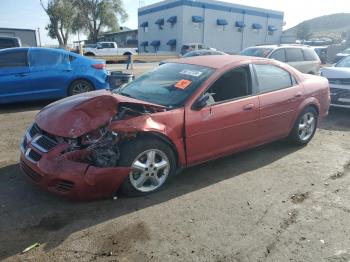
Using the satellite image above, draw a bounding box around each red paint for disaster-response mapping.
[20,56,330,200]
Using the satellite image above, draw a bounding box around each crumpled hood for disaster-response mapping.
[36,90,165,138]
[321,67,350,79]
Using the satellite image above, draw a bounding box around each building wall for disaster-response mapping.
[0,28,37,47]
[138,5,184,53]
[138,0,284,53]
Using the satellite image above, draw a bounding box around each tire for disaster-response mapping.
[118,137,176,197]
[68,79,94,96]
[289,107,318,146]
[85,52,95,56]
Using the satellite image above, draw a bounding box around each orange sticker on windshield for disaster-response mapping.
[175,79,192,89]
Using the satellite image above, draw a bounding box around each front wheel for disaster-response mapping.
[118,137,176,197]
[289,107,318,146]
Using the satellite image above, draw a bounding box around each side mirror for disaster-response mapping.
[192,93,210,110]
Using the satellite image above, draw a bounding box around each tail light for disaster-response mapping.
[91,63,106,69]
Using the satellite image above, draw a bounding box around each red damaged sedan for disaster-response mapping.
[19,55,330,200]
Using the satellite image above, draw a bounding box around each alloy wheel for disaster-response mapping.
[129,149,170,193]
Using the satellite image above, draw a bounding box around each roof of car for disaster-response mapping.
[0,47,73,54]
[247,44,311,49]
[171,55,268,69]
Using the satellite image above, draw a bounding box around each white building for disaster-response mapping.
[138,0,284,53]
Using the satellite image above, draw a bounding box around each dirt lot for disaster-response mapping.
[0,64,350,262]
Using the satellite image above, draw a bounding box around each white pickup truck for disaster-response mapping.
[84,42,137,56]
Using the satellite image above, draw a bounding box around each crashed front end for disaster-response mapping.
[20,123,131,200]
[19,91,184,200]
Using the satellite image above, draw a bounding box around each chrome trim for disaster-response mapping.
[330,103,350,109]
[25,149,39,164]
[20,136,25,154]
[31,135,57,153]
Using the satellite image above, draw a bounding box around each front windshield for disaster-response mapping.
[240,48,273,57]
[117,63,214,108]
[336,56,350,67]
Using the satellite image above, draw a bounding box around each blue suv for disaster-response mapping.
[0,47,109,104]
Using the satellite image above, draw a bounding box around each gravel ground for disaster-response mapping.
[0,64,349,262]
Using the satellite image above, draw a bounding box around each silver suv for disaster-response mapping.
[240,45,321,74]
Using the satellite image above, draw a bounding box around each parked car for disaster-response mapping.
[0,47,109,104]
[183,50,228,57]
[84,42,137,56]
[333,48,350,63]
[0,36,21,49]
[19,55,330,200]
[159,50,227,65]
[240,45,321,74]
[321,55,350,109]
[312,46,328,64]
[180,43,216,56]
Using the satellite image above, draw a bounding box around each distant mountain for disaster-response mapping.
[284,13,350,42]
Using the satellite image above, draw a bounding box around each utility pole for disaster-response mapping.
[37,27,42,47]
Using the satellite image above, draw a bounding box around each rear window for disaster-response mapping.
[0,38,19,49]
[303,48,319,61]
[255,64,293,93]
[181,45,189,50]
[286,48,304,62]
[0,50,28,67]
[240,48,273,58]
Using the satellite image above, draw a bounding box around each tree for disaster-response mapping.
[40,0,79,47]
[75,0,128,43]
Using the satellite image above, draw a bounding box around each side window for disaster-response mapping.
[255,64,293,93]
[0,51,28,68]
[101,43,109,48]
[30,50,67,67]
[205,65,252,105]
[0,39,16,49]
[269,49,286,62]
[286,48,304,62]
[302,48,318,61]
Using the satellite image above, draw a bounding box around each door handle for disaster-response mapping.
[243,104,255,111]
[63,69,73,72]
[15,73,28,77]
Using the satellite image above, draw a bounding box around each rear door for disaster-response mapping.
[269,48,286,63]
[28,49,73,98]
[302,48,321,74]
[0,49,31,102]
[254,64,305,143]
[285,48,309,73]
[185,65,260,165]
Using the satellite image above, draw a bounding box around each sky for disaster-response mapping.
[0,0,348,45]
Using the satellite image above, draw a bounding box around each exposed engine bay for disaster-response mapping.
[59,102,167,168]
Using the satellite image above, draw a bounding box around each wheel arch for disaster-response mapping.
[136,131,181,169]
[290,98,321,130]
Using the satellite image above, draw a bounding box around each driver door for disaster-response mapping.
[185,65,260,166]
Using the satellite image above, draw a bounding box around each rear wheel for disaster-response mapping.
[289,107,318,146]
[68,79,94,96]
[119,137,176,197]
